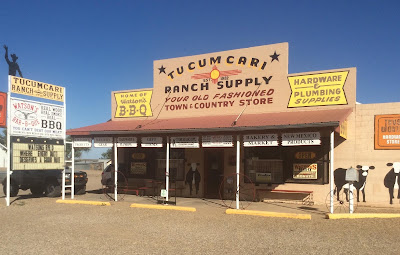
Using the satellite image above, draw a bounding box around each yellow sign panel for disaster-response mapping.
[114,90,153,118]
[287,71,348,108]
[10,76,64,102]
[340,119,348,139]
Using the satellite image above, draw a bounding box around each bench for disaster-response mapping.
[256,189,314,205]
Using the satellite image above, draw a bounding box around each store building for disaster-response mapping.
[67,42,400,206]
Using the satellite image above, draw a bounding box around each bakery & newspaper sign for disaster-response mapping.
[10,98,64,139]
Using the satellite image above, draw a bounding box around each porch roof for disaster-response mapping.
[67,108,352,136]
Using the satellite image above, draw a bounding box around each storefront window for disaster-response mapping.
[244,139,329,185]
[155,149,185,181]
[244,147,283,184]
[124,148,160,179]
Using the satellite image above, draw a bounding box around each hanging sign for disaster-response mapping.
[12,137,64,170]
[243,134,278,147]
[73,137,92,148]
[293,163,318,179]
[94,137,113,147]
[202,135,233,147]
[141,137,163,148]
[282,132,321,146]
[117,137,138,147]
[375,114,400,150]
[339,119,348,139]
[170,136,199,148]
[10,98,64,139]
[114,90,153,118]
[0,92,6,127]
[10,76,64,102]
[287,71,348,108]
[295,152,316,160]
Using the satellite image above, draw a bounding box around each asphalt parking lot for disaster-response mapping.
[1,170,400,254]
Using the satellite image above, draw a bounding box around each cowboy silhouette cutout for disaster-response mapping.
[4,45,23,77]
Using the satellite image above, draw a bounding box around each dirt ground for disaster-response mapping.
[1,170,400,254]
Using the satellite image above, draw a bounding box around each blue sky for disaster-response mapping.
[1,0,399,158]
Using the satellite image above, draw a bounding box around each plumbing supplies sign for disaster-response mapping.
[375,114,400,150]
[12,137,64,170]
[114,90,153,118]
[0,92,6,127]
[10,76,64,102]
[10,98,64,139]
[287,71,348,108]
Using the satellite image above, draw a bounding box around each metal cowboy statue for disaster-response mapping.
[4,45,23,77]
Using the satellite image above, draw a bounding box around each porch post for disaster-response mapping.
[236,135,240,210]
[6,76,11,206]
[330,131,334,214]
[114,137,118,201]
[166,137,170,202]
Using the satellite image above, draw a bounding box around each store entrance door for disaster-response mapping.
[204,149,224,199]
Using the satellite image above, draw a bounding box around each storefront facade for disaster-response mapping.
[68,42,400,206]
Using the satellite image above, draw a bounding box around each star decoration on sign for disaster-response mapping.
[270,51,280,62]
[158,65,166,74]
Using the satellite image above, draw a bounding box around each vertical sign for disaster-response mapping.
[0,92,6,127]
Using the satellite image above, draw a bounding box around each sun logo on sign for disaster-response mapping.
[191,66,242,84]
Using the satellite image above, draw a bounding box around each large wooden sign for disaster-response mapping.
[152,43,288,118]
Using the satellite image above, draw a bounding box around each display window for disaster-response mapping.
[123,148,185,181]
[155,149,185,181]
[244,136,330,185]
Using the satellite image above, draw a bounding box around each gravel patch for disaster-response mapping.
[1,170,399,254]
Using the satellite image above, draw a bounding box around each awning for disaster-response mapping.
[67,108,353,136]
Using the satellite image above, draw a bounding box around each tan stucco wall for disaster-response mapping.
[351,102,400,205]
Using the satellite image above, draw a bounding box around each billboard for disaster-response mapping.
[12,137,64,170]
[10,98,65,139]
[10,76,64,102]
